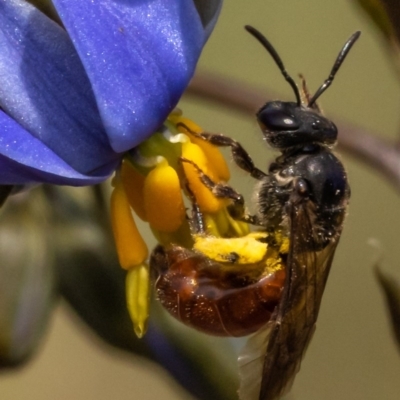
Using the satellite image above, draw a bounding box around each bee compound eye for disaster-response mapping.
[258,107,300,131]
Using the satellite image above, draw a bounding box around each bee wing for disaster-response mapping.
[239,198,342,400]
[238,320,275,400]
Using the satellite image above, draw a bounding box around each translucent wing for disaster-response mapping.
[238,321,274,399]
[239,195,343,400]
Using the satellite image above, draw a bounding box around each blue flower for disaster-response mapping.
[0,0,222,185]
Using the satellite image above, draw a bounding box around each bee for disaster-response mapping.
[151,26,359,400]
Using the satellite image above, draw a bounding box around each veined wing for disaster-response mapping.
[239,195,344,400]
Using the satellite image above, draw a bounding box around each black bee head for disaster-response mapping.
[256,101,338,149]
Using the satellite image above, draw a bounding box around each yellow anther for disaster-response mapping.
[111,174,148,270]
[181,141,226,214]
[121,159,147,221]
[126,263,150,338]
[171,116,230,181]
[143,160,185,233]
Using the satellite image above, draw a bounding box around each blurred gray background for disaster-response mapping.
[3,0,400,399]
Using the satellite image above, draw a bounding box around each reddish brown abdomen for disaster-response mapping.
[150,245,286,337]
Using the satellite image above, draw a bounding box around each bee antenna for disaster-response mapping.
[308,31,361,107]
[245,25,301,106]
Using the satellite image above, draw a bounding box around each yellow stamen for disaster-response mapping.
[126,263,150,338]
[203,213,223,237]
[143,160,185,233]
[111,174,148,270]
[209,209,230,237]
[223,207,250,237]
[170,115,230,181]
[181,141,226,214]
[203,207,249,238]
[121,159,147,221]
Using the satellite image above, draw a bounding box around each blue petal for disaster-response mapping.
[0,0,119,175]
[0,110,117,185]
[52,0,207,152]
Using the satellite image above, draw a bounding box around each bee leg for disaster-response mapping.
[177,122,267,181]
[184,181,208,234]
[181,157,261,226]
